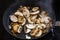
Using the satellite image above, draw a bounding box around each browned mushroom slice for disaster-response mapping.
[30,27,39,36]
[11,23,22,33]
[40,24,46,29]
[35,18,41,24]
[35,29,42,37]
[21,18,26,25]
[18,16,23,23]
[18,16,26,25]
[28,15,37,24]
[17,16,26,24]
[37,24,46,29]
[12,23,19,33]
[28,17,34,24]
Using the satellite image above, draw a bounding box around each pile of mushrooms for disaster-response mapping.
[9,6,53,38]
[9,10,26,33]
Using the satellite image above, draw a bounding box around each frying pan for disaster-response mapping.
[3,0,58,39]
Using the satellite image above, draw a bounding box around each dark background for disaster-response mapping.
[0,0,60,40]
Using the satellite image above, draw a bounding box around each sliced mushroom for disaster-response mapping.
[31,15,37,20]
[35,29,42,37]
[39,11,50,23]
[40,16,50,23]
[11,23,22,33]
[25,29,31,33]
[23,7,30,17]
[37,24,42,29]
[12,23,19,33]
[30,27,38,36]
[26,24,36,29]
[44,17,50,23]
[17,16,22,22]
[28,17,34,24]
[37,24,46,29]
[35,18,41,24]
[17,16,26,25]
[41,24,46,29]
[30,10,40,15]
[9,15,18,22]
[21,18,26,25]
[17,26,22,33]
[28,15,37,24]
[14,11,23,16]
[18,16,23,23]
[32,7,39,11]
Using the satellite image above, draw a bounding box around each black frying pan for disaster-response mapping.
[3,0,57,39]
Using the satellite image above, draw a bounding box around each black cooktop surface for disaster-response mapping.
[0,0,60,40]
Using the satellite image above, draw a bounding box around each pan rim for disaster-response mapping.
[3,2,55,39]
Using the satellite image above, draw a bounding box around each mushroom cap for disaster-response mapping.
[9,15,18,22]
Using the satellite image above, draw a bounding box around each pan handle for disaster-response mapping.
[55,21,60,26]
[51,21,60,37]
